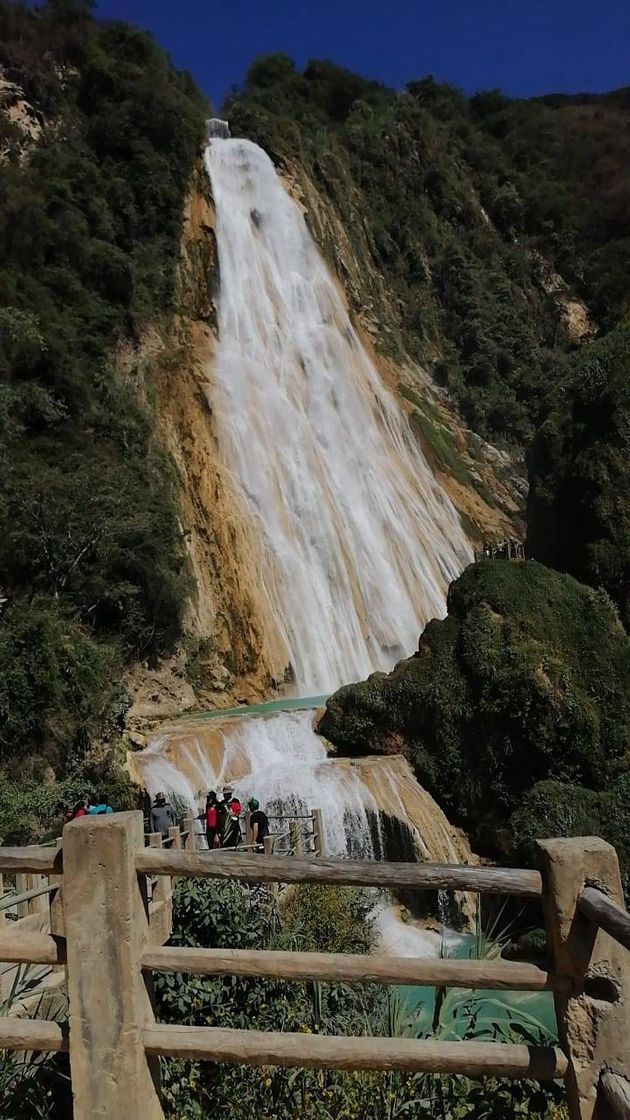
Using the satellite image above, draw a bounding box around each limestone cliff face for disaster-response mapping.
[153,161,291,706]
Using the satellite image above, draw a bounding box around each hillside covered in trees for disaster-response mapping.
[0,0,207,830]
[227,57,629,445]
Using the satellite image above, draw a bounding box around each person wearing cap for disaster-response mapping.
[149,791,175,839]
[248,798,269,853]
[217,783,242,849]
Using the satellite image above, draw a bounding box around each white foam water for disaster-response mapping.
[204,135,471,694]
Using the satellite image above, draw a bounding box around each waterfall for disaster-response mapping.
[204,135,471,693]
[133,127,475,885]
[207,117,231,139]
[129,711,473,872]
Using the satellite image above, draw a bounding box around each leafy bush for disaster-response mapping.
[155,877,564,1119]
[320,561,630,858]
[511,775,630,894]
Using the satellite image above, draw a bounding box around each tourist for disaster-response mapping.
[149,791,175,838]
[218,784,242,849]
[203,790,219,850]
[68,800,88,821]
[248,798,269,853]
[87,795,114,816]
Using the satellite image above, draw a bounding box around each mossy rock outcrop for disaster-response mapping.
[319,561,630,856]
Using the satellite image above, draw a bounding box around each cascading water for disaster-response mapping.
[204,133,471,693]
[130,710,473,870]
[134,125,474,879]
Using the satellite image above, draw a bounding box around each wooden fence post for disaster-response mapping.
[63,811,163,1119]
[183,814,195,851]
[312,809,326,858]
[537,836,630,1120]
[289,819,303,856]
[16,873,28,918]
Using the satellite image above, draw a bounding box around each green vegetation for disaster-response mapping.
[0,962,70,1118]
[527,324,630,628]
[320,561,630,870]
[155,877,564,1120]
[227,59,629,445]
[0,1,208,807]
[512,776,630,896]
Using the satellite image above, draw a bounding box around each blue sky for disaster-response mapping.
[95,0,628,110]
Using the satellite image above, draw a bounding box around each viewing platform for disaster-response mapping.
[0,817,629,1119]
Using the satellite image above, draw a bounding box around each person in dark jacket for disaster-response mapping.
[248,798,269,853]
[149,792,175,838]
[87,795,113,816]
[217,784,242,849]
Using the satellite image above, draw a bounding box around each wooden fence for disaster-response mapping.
[0,816,629,1119]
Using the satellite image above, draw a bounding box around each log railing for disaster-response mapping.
[0,820,630,1119]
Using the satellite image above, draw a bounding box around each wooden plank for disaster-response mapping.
[0,847,61,874]
[144,1025,567,1078]
[601,1070,630,1120]
[578,886,630,951]
[0,883,57,914]
[0,930,65,965]
[0,1018,68,1052]
[142,945,560,991]
[135,850,542,897]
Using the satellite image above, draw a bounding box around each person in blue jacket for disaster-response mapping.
[87,794,114,815]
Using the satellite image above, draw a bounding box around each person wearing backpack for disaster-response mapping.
[204,790,219,850]
[87,794,113,816]
[218,784,242,849]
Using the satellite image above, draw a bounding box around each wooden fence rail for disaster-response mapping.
[0,818,630,1120]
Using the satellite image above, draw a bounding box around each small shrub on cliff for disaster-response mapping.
[320,561,630,858]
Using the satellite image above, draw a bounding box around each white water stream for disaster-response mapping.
[204,133,471,693]
[136,125,474,887]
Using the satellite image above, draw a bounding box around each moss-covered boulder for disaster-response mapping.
[319,561,630,854]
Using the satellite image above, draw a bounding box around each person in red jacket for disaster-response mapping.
[204,791,219,850]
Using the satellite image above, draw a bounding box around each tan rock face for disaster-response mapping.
[153,162,291,700]
[0,71,42,161]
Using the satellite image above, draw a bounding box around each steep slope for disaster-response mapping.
[0,2,207,819]
[226,61,629,447]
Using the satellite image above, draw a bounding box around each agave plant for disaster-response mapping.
[0,962,69,1119]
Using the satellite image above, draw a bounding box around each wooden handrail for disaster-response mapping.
[0,930,65,965]
[0,1019,68,1052]
[578,887,630,952]
[0,847,62,874]
[135,850,543,897]
[144,1025,568,1078]
[0,883,57,913]
[142,945,562,991]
